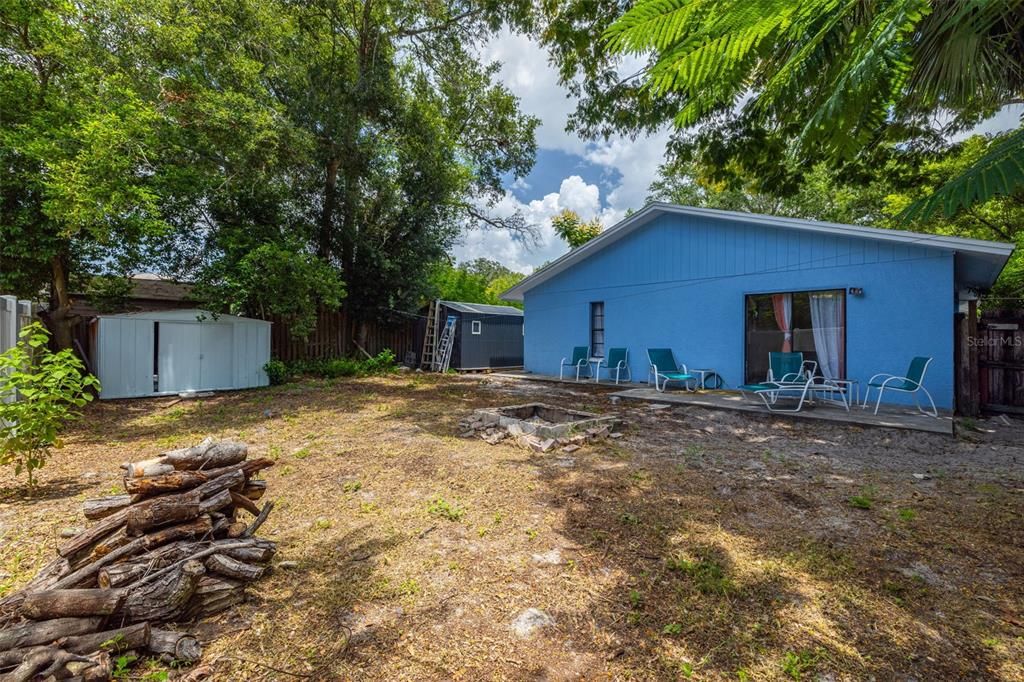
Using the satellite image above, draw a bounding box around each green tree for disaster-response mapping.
[551,209,602,248]
[649,134,1024,299]
[428,259,525,308]
[0,323,99,489]
[0,0,170,348]
[596,0,1024,218]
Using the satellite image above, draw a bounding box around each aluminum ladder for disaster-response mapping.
[419,299,441,370]
[433,315,458,372]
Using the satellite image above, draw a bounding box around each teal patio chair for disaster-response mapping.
[595,347,631,385]
[559,346,591,382]
[768,352,817,383]
[863,356,937,417]
[647,348,696,392]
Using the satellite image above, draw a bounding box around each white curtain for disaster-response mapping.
[809,292,843,379]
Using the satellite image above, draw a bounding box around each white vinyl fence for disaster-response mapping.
[1,295,35,403]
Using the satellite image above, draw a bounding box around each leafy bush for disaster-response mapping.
[0,323,100,488]
[263,359,288,385]
[270,350,398,384]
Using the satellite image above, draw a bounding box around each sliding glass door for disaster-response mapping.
[744,290,846,383]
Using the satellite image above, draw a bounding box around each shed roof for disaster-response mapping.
[95,308,269,325]
[501,202,1016,300]
[440,300,523,316]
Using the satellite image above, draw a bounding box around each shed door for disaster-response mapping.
[158,323,201,393]
[97,318,155,399]
[199,323,235,389]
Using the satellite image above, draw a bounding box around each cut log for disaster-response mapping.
[0,645,94,682]
[124,438,248,478]
[219,539,276,564]
[198,488,233,515]
[205,554,267,581]
[53,516,213,590]
[225,521,248,538]
[148,628,202,663]
[193,469,245,498]
[242,480,267,501]
[97,541,195,588]
[120,559,205,623]
[229,491,261,517]
[97,563,148,590]
[72,650,112,682]
[241,501,274,537]
[83,495,133,521]
[58,508,131,559]
[0,617,102,651]
[123,459,271,497]
[125,490,202,536]
[187,576,245,619]
[62,622,151,655]
[20,588,125,620]
[77,528,131,567]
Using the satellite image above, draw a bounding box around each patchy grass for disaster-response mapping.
[1,374,1022,680]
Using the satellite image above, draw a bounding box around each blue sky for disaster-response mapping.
[454,29,1023,275]
[509,149,623,208]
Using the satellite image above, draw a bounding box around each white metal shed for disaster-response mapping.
[93,309,271,399]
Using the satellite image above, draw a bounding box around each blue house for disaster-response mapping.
[501,203,1015,410]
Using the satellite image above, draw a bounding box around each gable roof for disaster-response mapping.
[440,300,523,316]
[501,202,1016,301]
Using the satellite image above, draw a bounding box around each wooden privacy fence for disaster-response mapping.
[266,308,418,363]
[977,307,1024,414]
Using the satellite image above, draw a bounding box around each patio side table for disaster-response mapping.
[823,379,859,407]
[690,368,723,390]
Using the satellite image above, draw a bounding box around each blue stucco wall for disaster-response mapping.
[522,212,955,408]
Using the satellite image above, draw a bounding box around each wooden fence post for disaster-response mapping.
[956,300,980,417]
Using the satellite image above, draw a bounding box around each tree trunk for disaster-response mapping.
[319,157,340,260]
[48,252,75,350]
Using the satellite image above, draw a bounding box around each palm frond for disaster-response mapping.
[903,126,1024,220]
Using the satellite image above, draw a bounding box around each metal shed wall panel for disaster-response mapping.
[97,318,155,399]
[96,310,270,399]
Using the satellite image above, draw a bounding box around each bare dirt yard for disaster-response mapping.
[2,373,1023,681]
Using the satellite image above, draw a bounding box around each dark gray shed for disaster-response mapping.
[437,300,523,370]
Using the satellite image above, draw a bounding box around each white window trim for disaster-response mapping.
[471,320,482,335]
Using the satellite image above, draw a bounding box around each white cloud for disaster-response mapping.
[480,30,588,156]
[466,31,670,270]
[454,176,621,274]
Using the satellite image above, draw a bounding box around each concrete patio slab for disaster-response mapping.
[611,387,953,435]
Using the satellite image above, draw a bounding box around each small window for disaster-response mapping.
[471,320,482,335]
[590,302,605,357]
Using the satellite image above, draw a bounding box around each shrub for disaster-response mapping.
[263,359,288,385]
[0,323,100,488]
[271,350,398,384]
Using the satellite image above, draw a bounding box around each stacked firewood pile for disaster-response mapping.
[0,438,276,681]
